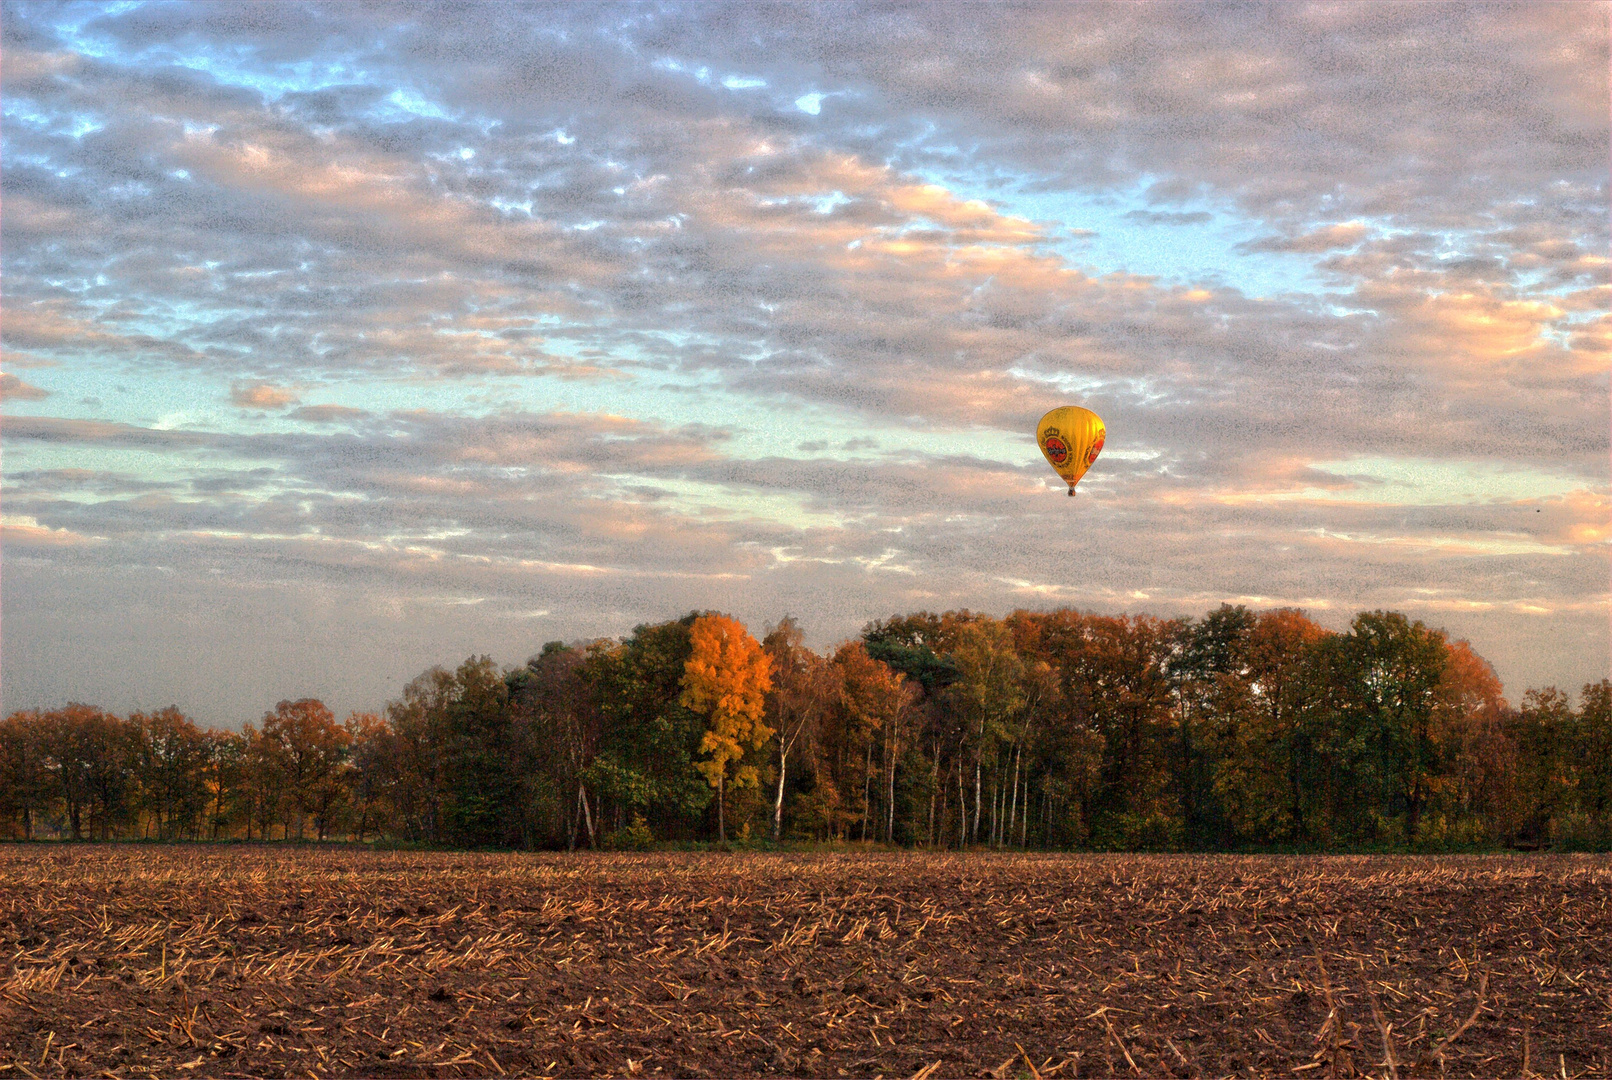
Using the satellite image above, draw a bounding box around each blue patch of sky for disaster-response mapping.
[30,1,130,59]
[1,357,233,432]
[66,28,372,101]
[1303,457,1594,506]
[4,152,70,176]
[0,440,283,498]
[1,100,105,140]
[375,88,458,124]
[941,173,1340,301]
[45,6,382,104]
[2,340,1038,488]
[755,190,852,215]
[166,52,362,99]
[653,57,768,94]
[0,101,50,126]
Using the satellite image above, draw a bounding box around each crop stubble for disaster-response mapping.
[0,848,1607,1078]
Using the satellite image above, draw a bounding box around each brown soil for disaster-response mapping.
[0,847,1607,1078]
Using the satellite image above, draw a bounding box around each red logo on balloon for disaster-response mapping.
[1044,435,1070,466]
[1086,431,1105,467]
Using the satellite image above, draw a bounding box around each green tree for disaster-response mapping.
[1324,612,1451,844]
[864,613,961,693]
[1204,609,1330,846]
[582,619,713,839]
[386,668,455,843]
[440,658,516,847]
[941,617,1026,846]
[1506,688,1576,846]
[508,642,604,848]
[385,659,521,846]
[1577,681,1612,843]
[1170,604,1256,845]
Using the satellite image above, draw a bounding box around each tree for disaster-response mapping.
[1171,604,1256,845]
[439,657,517,848]
[344,712,397,842]
[0,602,1561,852]
[1204,609,1329,846]
[582,619,712,839]
[1506,688,1576,846]
[129,707,210,839]
[1578,681,1612,843]
[45,705,132,840]
[0,712,53,839]
[202,730,249,839]
[386,668,455,843]
[1032,613,1181,848]
[241,723,285,839]
[1325,612,1451,843]
[509,642,604,848]
[259,699,351,841]
[866,612,963,848]
[383,659,522,846]
[762,618,834,842]
[941,618,1026,845]
[864,613,961,693]
[1008,611,1104,848]
[1435,638,1511,843]
[682,614,773,843]
[822,640,916,843]
[1003,659,1059,848]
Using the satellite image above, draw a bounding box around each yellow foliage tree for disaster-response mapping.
[681,614,773,842]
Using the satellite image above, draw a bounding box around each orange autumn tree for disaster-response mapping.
[681,614,773,843]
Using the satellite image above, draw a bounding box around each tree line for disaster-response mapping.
[3,607,1608,851]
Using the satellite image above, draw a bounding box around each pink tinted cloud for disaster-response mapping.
[0,373,50,401]
[229,383,300,410]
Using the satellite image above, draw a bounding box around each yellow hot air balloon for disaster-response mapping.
[1036,406,1105,496]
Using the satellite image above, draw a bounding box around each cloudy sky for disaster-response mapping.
[3,1,1607,726]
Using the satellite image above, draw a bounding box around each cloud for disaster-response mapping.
[289,404,370,424]
[0,373,50,401]
[0,3,1605,718]
[230,383,300,409]
[1240,222,1369,254]
[1123,210,1214,227]
[0,514,98,547]
[4,415,220,449]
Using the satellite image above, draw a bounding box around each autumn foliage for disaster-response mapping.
[2,605,1609,850]
[682,614,773,842]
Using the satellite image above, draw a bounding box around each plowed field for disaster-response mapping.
[1,848,1607,1078]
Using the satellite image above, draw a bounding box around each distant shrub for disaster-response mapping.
[603,814,656,851]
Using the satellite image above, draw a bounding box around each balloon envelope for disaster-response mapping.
[1036,406,1105,495]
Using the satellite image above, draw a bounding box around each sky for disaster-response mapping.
[2,1,1608,728]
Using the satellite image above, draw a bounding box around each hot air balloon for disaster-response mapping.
[1036,406,1105,496]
